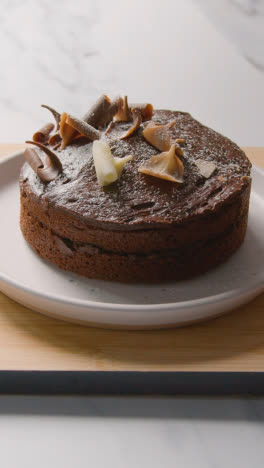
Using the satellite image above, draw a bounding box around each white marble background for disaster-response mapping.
[0,396,264,468]
[196,0,264,71]
[0,1,264,466]
[0,0,263,145]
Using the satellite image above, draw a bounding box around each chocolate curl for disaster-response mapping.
[72,133,86,141]
[24,147,59,182]
[114,96,130,122]
[33,122,55,144]
[25,140,62,182]
[82,94,111,128]
[174,142,184,156]
[129,103,153,121]
[66,114,100,141]
[104,120,115,135]
[120,108,142,140]
[143,120,176,152]
[138,144,184,184]
[82,94,122,128]
[41,104,61,132]
[102,95,123,127]
[114,98,153,123]
[24,147,43,173]
[60,112,78,150]
[49,132,62,147]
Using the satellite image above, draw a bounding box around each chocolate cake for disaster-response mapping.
[19,95,252,282]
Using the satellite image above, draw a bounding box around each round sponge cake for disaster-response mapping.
[20,109,251,282]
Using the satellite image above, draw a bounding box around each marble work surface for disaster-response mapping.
[0,396,264,468]
[0,0,263,145]
[195,0,264,72]
[0,1,264,466]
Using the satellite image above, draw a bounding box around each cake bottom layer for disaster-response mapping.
[20,207,248,283]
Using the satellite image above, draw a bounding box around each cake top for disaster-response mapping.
[20,95,251,230]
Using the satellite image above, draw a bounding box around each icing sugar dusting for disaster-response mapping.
[21,110,251,228]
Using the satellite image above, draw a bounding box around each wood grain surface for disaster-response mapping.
[0,145,263,372]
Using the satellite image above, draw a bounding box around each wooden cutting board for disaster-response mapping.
[0,144,264,394]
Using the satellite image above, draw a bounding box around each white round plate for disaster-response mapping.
[0,152,264,329]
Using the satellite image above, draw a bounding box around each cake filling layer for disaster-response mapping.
[20,207,248,282]
[20,179,250,254]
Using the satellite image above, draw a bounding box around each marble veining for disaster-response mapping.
[195,0,264,71]
[0,0,264,145]
[0,2,264,464]
[231,0,264,15]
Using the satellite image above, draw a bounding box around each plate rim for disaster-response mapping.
[0,151,264,313]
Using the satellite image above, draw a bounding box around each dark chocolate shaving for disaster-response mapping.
[102,95,123,128]
[25,140,62,182]
[66,114,100,141]
[114,98,153,123]
[82,94,111,128]
[175,142,184,156]
[105,120,116,135]
[114,95,130,122]
[120,108,142,140]
[49,131,62,147]
[53,142,61,151]
[33,122,54,144]
[82,94,122,129]
[24,147,43,173]
[129,102,153,121]
[41,104,61,131]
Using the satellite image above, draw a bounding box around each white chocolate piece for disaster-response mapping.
[138,144,184,183]
[113,155,133,177]
[194,159,216,178]
[92,141,118,186]
[92,141,133,186]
